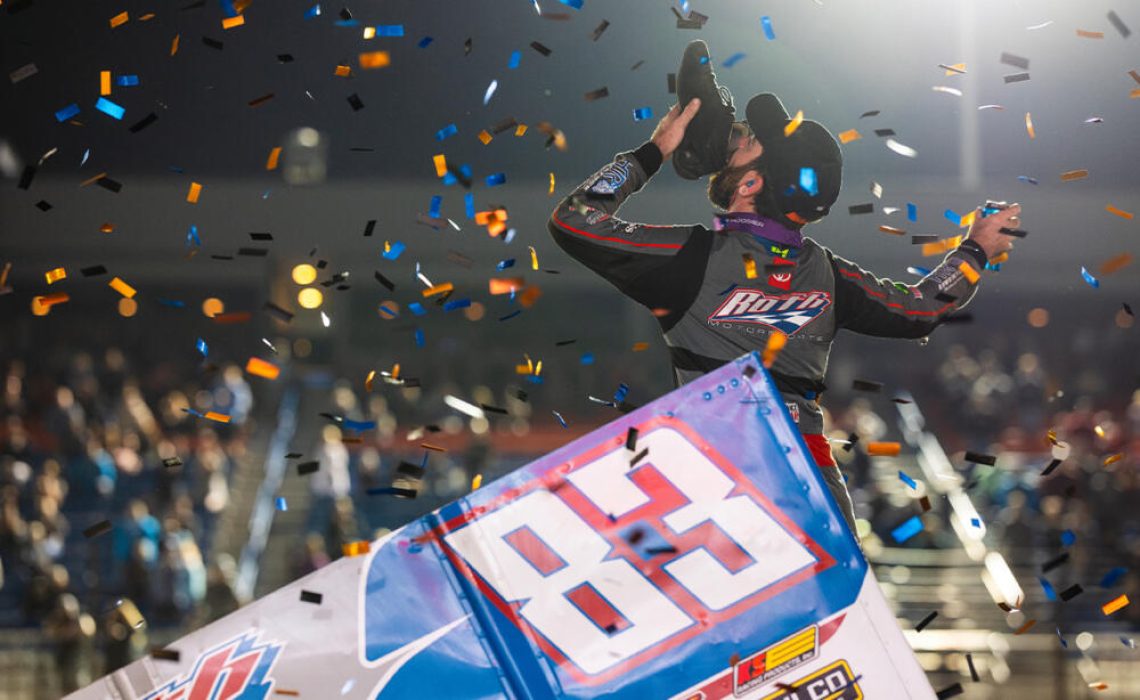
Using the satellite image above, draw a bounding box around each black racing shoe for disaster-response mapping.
[672,40,736,180]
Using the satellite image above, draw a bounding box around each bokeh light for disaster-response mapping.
[202,297,225,318]
[1027,308,1049,328]
[118,297,138,317]
[297,287,323,309]
[292,263,317,285]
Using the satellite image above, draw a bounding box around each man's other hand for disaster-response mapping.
[965,201,1022,260]
[650,99,701,160]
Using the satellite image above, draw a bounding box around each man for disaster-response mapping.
[547,41,1021,536]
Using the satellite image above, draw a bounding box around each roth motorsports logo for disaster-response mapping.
[708,289,831,335]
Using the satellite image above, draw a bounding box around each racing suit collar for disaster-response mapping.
[713,212,804,249]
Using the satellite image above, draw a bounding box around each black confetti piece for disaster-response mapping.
[630,447,649,466]
[1123,303,1134,317]
[966,653,979,682]
[150,648,181,661]
[17,166,36,190]
[249,232,273,241]
[237,247,268,257]
[584,87,609,101]
[1042,552,1070,573]
[363,219,376,237]
[347,93,364,111]
[915,610,938,631]
[1041,459,1063,476]
[202,36,224,50]
[248,93,275,108]
[464,37,473,55]
[873,128,896,137]
[285,452,303,459]
[848,203,874,215]
[1059,584,1083,602]
[964,451,996,466]
[129,112,158,133]
[625,427,638,451]
[96,177,123,192]
[859,109,881,118]
[162,457,183,468]
[911,235,939,244]
[646,545,678,555]
[277,53,294,63]
[1108,10,1131,37]
[396,461,425,479]
[264,302,294,323]
[83,520,113,538]
[591,20,610,41]
[1003,72,1031,84]
[367,486,418,498]
[843,433,860,452]
[852,379,883,393]
[530,41,551,56]
[630,59,645,71]
[936,683,963,699]
[373,271,395,291]
[480,404,509,415]
[555,339,577,346]
[297,461,319,475]
[35,200,52,211]
[1000,52,1029,70]
[299,590,322,604]
[81,265,107,277]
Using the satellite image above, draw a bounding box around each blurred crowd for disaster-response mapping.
[0,349,250,693]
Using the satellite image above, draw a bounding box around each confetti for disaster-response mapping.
[742,253,757,279]
[347,93,365,111]
[885,138,918,158]
[932,86,963,97]
[1100,253,1133,275]
[838,129,861,144]
[852,378,884,392]
[44,267,66,284]
[1105,204,1134,220]
[584,87,609,101]
[245,357,280,380]
[549,172,556,195]
[483,80,498,105]
[935,683,963,699]
[848,203,874,215]
[110,10,129,28]
[1042,552,1070,572]
[868,442,901,457]
[471,474,483,490]
[83,520,113,538]
[1004,72,1031,84]
[1040,576,1058,600]
[299,590,323,605]
[762,331,786,368]
[1025,112,1035,139]
[186,181,202,203]
[275,497,287,511]
[1012,619,1037,635]
[95,97,125,120]
[632,107,653,121]
[222,14,245,29]
[761,15,776,40]
[1081,267,1100,288]
[915,610,938,631]
[722,53,746,68]
[965,654,979,682]
[784,110,804,137]
[899,471,918,489]
[879,225,906,236]
[891,515,924,543]
[1103,594,1131,615]
[958,261,980,284]
[1100,567,1128,588]
[1076,29,1104,39]
[171,34,181,56]
[359,51,390,69]
[108,277,136,298]
[1108,11,1132,37]
[55,103,80,122]
[9,63,38,84]
[1104,453,1124,466]
[342,541,370,556]
[1059,584,1084,602]
[963,451,996,465]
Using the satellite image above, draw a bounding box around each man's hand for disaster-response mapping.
[650,99,702,160]
[965,201,1022,260]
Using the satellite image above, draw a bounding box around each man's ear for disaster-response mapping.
[738,171,763,197]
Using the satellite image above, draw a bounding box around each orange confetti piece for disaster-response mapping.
[1089,682,1109,691]
[471,474,483,491]
[489,277,525,295]
[342,540,371,557]
[1024,112,1035,139]
[867,442,901,457]
[1013,619,1037,635]
[920,235,963,257]
[518,285,542,308]
[45,267,66,284]
[1131,88,1140,99]
[515,124,528,137]
[275,690,300,697]
[1076,29,1104,38]
[1105,204,1134,220]
[365,370,376,392]
[420,443,446,453]
[433,154,447,178]
[108,277,136,299]
[0,262,10,289]
[958,210,976,229]
[80,172,108,187]
[1061,169,1089,181]
[100,71,112,96]
[1104,453,1124,466]
[203,411,232,424]
[266,146,282,170]
[100,222,114,234]
[422,283,454,297]
[477,130,493,145]
[878,225,906,235]
[742,253,757,279]
[171,34,180,56]
[1102,594,1130,615]
[139,12,155,21]
[334,65,352,77]
[1100,252,1133,275]
[838,129,861,144]
[222,14,245,29]
[186,182,202,204]
[245,357,280,380]
[109,11,129,28]
[358,51,390,69]
[989,252,1009,265]
[762,331,787,368]
[958,261,980,284]
[784,109,804,137]
[36,293,70,309]
[632,342,649,352]
[212,311,252,324]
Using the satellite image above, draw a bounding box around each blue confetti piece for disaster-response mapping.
[761,15,776,40]
[275,497,288,512]
[907,202,917,221]
[497,258,515,270]
[898,471,917,489]
[414,328,425,347]
[435,123,458,141]
[971,517,982,528]
[186,224,201,248]
[182,407,204,418]
[1081,266,1100,288]
[444,298,471,311]
[429,195,442,218]
[1100,567,1127,588]
[376,24,404,36]
[95,97,125,120]
[378,303,398,318]
[722,52,746,68]
[984,261,1002,272]
[632,107,653,122]
[334,18,358,26]
[116,75,139,87]
[508,50,521,69]
[442,172,457,186]
[1056,627,1068,648]
[1017,175,1039,185]
[580,352,595,366]
[1061,529,1076,546]
[906,266,931,277]
[158,298,186,308]
[55,103,80,122]
[196,338,208,356]
[699,56,709,65]
[527,374,544,385]
[559,0,583,8]
[552,410,569,428]
[343,419,377,432]
[418,36,434,48]
[381,241,406,260]
[465,193,475,219]
[304,3,320,18]
[486,173,506,187]
[499,310,522,321]
[891,515,924,543]
[504,228,517,244]
[799,167,819,196]
[943,209,960,225]
[220,0,238,17]
[614,382,630,404]
[408,302,426,316]
[1040,576,1057,601]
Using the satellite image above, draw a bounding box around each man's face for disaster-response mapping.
[726,121,763,168]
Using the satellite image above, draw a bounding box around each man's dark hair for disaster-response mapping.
[707,156,800,228]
